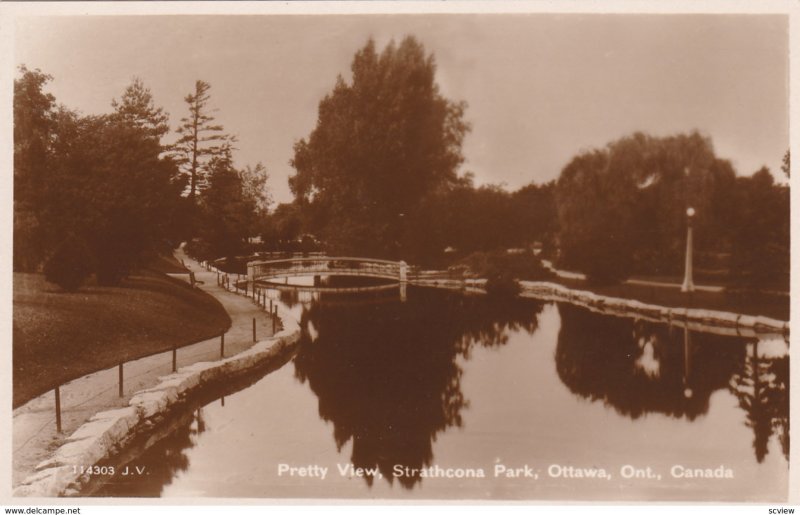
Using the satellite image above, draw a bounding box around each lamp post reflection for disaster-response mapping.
[681,207,696,293]
[683,325,693,399]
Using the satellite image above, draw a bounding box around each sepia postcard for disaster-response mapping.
[0,1,796,510]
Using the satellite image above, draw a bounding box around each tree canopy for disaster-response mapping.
[555,131,787,289]
[14,67,273,287]
[289,36,470,258]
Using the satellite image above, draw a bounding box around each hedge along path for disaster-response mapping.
[12,249,278,487]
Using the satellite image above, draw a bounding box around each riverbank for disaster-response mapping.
[409,277,788,337]
[12,252,290,493]
[539,259,788,320]
[553,277,789,322]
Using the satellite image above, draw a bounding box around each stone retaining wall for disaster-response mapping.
[517,281,788,337]
[410,277,788,338]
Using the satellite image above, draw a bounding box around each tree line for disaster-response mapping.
[14,68,269,290]
[14,35,790,293]
[279,36,789,290]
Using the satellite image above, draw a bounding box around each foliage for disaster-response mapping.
[240,162,272,214]
[14,66,57,272]
[14,67,185,283]
[172,80,231,201]
[460,249,553,280]
[111,77,170,141]
[781,150,790,179]
[728,168,789,290]
[43,236,94,292]
[199,150,249,258]
[555,132,737,285]
[459,249,554,297]
[289,37,470,258]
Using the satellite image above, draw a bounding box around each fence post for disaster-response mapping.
[55,386,62,433]
[118,362,124,397]
[272,312,276,334]
[253,317,257,342]
[269,299,273,313]
[172,346,177,372]
[220,332,225,358]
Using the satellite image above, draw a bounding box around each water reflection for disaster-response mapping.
[729,338,790,463]
[292,288,545,488]
[86,285,788,499]
[555,304,788,462]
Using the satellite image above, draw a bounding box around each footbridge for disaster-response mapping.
[248,257,410,284]
[246,257,476,300]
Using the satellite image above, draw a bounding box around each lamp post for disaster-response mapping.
[681,207,695,293]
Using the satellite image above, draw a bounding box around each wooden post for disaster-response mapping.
[272,312,276,334]
[269,299,273,313]
[220,333,225,358]
[55,386,62,433]
[253,317,256,342]
[172,346,177,372]
[118,362,124,397]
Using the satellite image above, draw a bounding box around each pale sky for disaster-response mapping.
[15,14,789,204]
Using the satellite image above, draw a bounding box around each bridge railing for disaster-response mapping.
[248,257,405,281]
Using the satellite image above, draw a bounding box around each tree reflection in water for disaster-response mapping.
[729,339,789,463]
[555,303,789,463]
[96,408,207,497]
[292,287,545,488]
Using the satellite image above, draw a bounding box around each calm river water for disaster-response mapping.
[92,282,788,501]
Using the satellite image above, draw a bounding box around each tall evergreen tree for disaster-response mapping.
[173,80,230,201]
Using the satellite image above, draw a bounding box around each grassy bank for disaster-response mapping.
[13,267,231,408]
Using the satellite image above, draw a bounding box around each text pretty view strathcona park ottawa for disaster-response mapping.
[3,5,793,505]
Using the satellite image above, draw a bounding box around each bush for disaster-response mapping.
[459,249,554,281]
[44,237,94,292]
[484,272,521,298]
[458,249,554,297]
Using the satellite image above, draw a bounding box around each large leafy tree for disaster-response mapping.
[289,36,470,258]
[14,66,185,288]
[728,168,789,290]
[198,146,261,259]
[556,132,737,285]
[14,66,57,271]
[47,112,183,285]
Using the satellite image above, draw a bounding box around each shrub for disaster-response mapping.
[458,249,554,297]
[484,271,521,298]
[43,237,94,292]
[459,249,554,282]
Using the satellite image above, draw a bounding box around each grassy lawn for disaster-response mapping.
[13,268,231,408]
[554,277,789,321]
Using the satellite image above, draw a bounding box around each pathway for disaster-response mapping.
[12,250,276,486]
